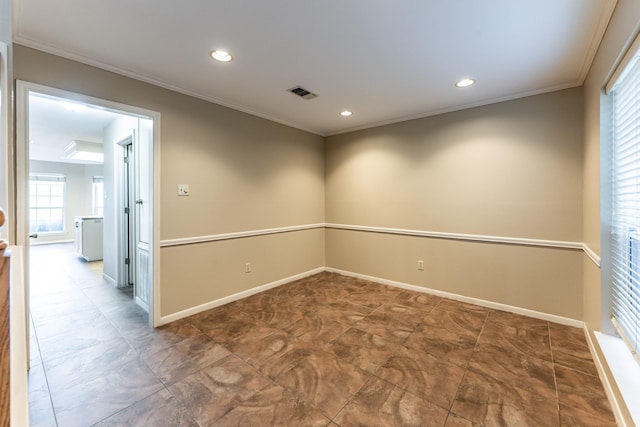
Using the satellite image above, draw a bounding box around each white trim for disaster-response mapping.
[9,246,29,426]
[0,42,12,243]
[102,273,116,287]
[605,24,640,94]
[159,223,325,247]
[29,239,73,246]
[579,0,618,86]
[12,37,608,138]
[325,267,583,327]
[151,115,162,328]
[159,223,596,263]
[583,243,602,268]
[590,330,639,427]
[326,223,584,251]
[158,267,325,325]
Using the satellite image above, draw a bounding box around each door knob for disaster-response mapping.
[29,233,38,239]
[135,199,143,205]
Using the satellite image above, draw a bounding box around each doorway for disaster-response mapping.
[15,81,160,333]
[115,133,152,311]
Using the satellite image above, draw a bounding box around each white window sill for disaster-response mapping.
[594,331,640,426]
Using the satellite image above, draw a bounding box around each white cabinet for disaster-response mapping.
[74,216,103,261]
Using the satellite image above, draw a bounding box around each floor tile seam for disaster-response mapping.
[45,354,158,403]
[556,396,618,424]
[464,359,559,398]
[263,340,382,418]
[267,360,351,423]
[368,371,454,414]
[80,283,140,349]
[557,401,619,424]
[551,346,593,362]
[29,313,60,427]
[162,380,209,426]
[442,411,476,427]
[547,320,564,426]
[366,305,432,328]
[448,371,563,427]
[119,330,154,354]
[552,361,599,378]
[226,347,280,379]
[327,371,378,424]
[473,339,554,364]
[339,324,406,348]
[139,344,204,388]
[336,299,381,315]
[184,352,278,424]
[88,387,173,426]
[447,310,490,413]
[207,379,278,425]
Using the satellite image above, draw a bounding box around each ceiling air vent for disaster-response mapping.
[288,86,318,100]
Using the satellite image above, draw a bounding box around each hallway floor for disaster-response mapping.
[28,243,616,426]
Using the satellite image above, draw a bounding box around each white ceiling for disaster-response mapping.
[15,0,617,136]
[28,93,119,164]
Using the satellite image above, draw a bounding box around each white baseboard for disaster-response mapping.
[325,267,583,327]
[158,267,325,325]
[136,296,150,313]
[29,239,74,246]
[103,273,116,286]
[159,265,583,328]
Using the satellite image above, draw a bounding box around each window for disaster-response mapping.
[610,52,640,361]
[92,176,104,216]
[29,174,66,234]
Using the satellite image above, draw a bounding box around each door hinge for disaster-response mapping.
[124,156,129,163]
[125,258,130,265]
[124,207,129,214]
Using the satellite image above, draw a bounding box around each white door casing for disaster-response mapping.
[15,81,161,327]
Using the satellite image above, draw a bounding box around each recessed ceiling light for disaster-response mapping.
[455,78,475,88]
[340,110,353,117]
[210,50,233,62]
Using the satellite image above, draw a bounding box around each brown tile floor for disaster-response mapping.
[28,243,616,426]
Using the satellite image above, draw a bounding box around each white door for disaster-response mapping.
[117,137,135,289]
[133,119,152,312]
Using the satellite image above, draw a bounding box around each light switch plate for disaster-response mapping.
[178,184,189,196]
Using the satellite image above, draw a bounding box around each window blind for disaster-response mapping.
[611,53,640,361]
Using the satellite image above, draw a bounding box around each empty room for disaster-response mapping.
[1,0,640,426]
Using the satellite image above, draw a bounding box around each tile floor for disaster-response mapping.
[28,243,616,426]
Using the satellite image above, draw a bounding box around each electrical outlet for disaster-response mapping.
[245,262,252,273]
[417,260,425,271]
[178,184,190,196]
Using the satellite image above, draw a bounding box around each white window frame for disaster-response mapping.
[29,174,66,235]
[92,176,104,217]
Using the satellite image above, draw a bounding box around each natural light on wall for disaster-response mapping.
[63,140,103,163]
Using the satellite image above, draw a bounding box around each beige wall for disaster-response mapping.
[161,228,324,315]
[325,88,585,319]
[13,45,326,317]
[327,229,583,318]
